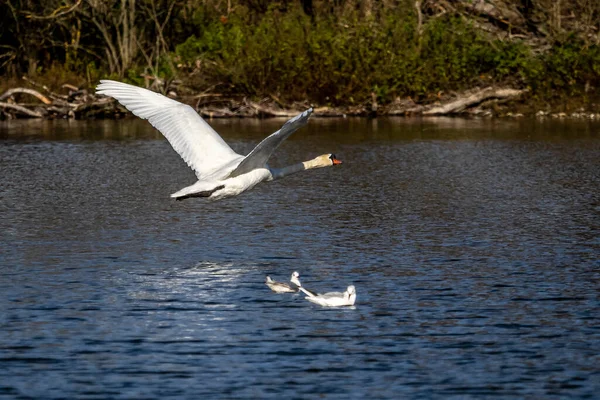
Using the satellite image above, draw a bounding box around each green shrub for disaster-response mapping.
[6,0,599,108]
[175,8,582,106]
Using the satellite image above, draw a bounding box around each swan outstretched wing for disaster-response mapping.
[96,80,242,179]
[229,108,313,178]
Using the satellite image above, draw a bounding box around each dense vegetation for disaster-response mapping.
[2,0,600,111]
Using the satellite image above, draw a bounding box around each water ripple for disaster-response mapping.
[1,119,599,398]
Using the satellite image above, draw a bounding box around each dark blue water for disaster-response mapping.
[1,117,599,399]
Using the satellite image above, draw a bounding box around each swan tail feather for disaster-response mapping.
[171,182,224,200]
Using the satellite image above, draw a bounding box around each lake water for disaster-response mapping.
[1,117,599,399]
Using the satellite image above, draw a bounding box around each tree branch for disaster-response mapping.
[0,88,52,104]
[0,102,43,117]
[24,0,83,20]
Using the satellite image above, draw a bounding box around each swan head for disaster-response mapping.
[346,285,357,305]
[309,154,342,168]
[290,271,301,287]
[265,276,273,283]
[328,153,342,166]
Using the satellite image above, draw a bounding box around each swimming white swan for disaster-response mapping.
[265,271,302,293]
[95,80,342,201]
[300,285,357,307]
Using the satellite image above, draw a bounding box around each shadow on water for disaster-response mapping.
[1,117,599,398]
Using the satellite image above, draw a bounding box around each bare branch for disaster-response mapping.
[24,0,83,20]
[21,76,70,101]
[0,102,43,117]
[0,88,52,104]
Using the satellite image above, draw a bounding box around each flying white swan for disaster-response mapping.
[265,271,302,293]
[95,80,342,201]
[300,285,357,307]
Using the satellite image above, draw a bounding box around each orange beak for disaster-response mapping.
[330,154,342,165]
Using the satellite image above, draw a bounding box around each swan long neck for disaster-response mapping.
[270,156,331,180]
[298,286,316,297]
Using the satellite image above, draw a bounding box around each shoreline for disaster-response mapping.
[1,79,599,121]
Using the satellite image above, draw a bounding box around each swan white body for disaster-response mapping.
[95,80,341,201]
[300,285,357,307]
[265,271,302,293]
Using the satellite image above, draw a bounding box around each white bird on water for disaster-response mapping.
[299,285,357,307]
[265,271,302,293]
[95,80,342,201]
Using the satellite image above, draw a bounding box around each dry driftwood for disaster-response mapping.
[0,88,52,105]
[22,76,70,101]
[0,77,109,119]
[1,76,529,120]
[312,106,347,117]
[423,87,526,115]
[246,100,299,117]
[198,97,303,118]
[199,107,238,118]
[382,97,425,115]
[0,102,44,117]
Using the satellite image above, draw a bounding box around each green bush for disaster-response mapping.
[528,36,600,96]
[175,8,548,105]
[3,0,599,108]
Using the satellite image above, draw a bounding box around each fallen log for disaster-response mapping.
[199,106,239,118]
[0,88,52,104]
[423,87,526,115]
[382,97,425,115]
[245,99,299,117]
[1,75,531,119]
[22,76,70,101]
[312,106,347,117]
[0,102,44,117]
[71,98,122,118]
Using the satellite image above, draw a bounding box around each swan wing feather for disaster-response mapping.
[266,281,297,293]
[96,80,242,179]
[318,291,345,299]
[228,108,313,177]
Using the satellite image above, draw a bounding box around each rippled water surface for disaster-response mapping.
[1,117,599,399]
